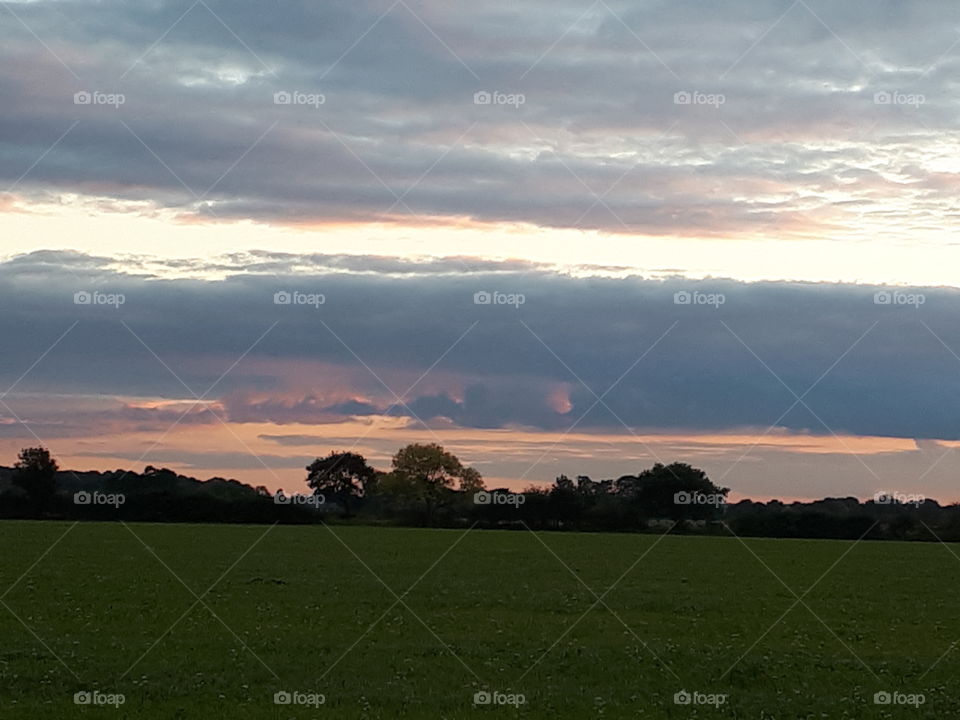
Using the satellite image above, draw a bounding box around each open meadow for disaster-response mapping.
[0,521,957,718]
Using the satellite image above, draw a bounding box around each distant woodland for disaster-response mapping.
[2,446,955,542]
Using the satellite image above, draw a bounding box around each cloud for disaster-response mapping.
[2,0,960,241]
[1,250,959,441]
[74,449,313,471]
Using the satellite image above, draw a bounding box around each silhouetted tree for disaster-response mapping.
[306,451,376,517]
[12,447,58,514]
[615,462,728,522]
[391,443,465,524]
[549,474,582,527]
[4,447,959,540]
[459,466,485,493]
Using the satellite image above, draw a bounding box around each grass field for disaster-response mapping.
[0,521,957,718]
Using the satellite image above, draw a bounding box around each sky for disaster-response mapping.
[2,0,959,500]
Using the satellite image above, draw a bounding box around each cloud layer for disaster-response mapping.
[1,251,957,443]
[3,0,960,241]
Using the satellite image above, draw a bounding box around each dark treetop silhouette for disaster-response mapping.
[0,446,952,541]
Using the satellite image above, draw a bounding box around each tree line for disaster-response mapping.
[2,445,958,542]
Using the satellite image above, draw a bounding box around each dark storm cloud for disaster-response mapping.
[3,0,960,233]
[2,250,959,440]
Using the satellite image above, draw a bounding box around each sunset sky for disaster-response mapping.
[3,0,960,500]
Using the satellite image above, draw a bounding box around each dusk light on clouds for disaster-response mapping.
[3,0,960,500]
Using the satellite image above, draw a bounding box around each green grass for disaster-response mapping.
[0,521,957,718]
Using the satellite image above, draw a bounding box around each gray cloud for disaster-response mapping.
[1,250,959,440]
[2,0,960,236]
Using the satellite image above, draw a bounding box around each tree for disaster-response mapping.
[391,443,465,523]
[13,447,58,514]
[306,451,376,517]
[459,466,485,494]
[549,474,582,527]
[615,462,728,522]
[576,475,597,496]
